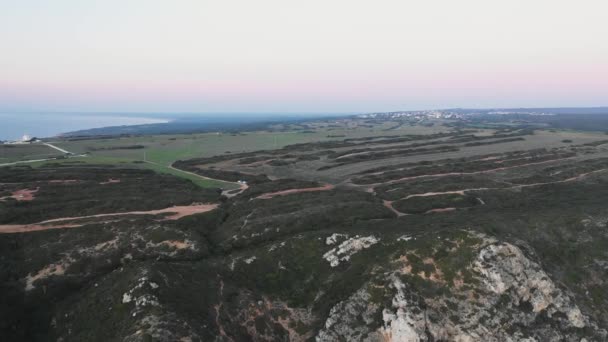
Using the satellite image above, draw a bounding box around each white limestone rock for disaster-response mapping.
[323,235,379,267]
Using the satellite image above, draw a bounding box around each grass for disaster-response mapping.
[18,122,607,191]
[0,144,62,163]
[35,124,451,188]
[50,124,452,163]
[142,160,238,189]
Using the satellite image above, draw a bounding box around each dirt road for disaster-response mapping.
[0,203,219,233]
[255,184,334,199]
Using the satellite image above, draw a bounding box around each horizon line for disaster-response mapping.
[2,105,608,116]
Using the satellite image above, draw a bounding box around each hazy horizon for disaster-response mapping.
[2,106,608,117]
[2,0,607,113]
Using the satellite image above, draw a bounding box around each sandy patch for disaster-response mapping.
[397,255,445,284]
[0,188,39,201]
[158,240,193,250]
[419,258,445,283]
[26,262,68,291]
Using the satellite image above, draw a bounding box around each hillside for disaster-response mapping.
[1,116,608,341]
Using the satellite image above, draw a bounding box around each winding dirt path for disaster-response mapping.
[404,190,468,199]
[362,156,576,188]
[0,223,85,234]
[0,203,219,234]
[375,168,608,216]
[398,168,608,200]
[255,184,334,199]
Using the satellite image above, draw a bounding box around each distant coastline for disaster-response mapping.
[0,113,169,141]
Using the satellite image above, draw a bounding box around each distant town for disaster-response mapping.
[358,109,556,120]
[358,110,466,120]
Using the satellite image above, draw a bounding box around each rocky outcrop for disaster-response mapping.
[473,242,586,328]
[317,233,599,342]
[323,235,379,267]
[316,286,382,341]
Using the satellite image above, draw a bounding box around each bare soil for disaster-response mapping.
[0,188,39,202]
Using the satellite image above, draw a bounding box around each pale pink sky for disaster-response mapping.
[1,0,607,113]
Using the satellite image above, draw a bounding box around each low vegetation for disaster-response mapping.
[2,115,608,341]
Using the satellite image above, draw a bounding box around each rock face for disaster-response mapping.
[317,233,597,342]
[316,286,381,341]
[474,242,586,329]
[377,275,427,342]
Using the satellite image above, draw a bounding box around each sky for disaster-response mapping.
[1,0,607,114]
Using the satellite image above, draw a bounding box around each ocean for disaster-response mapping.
[0,113,168,141]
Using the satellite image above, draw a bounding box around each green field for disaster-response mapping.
[0,144,62,164]
[50,120,451,164]
[9,119,608,190]
[35,121,450,188]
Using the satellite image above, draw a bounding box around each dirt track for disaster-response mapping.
[0,203,219,234]
[365,156,576,187]
[398,168,608,200]
[382,200,407,217]
[255,184,334,199]
[0,223,85,234]
[100,178,121,185]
